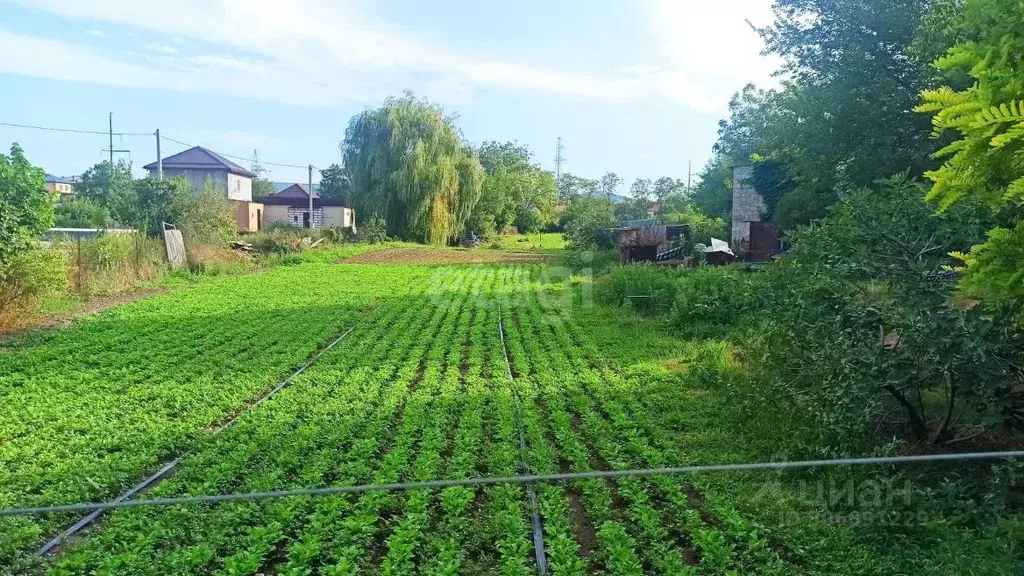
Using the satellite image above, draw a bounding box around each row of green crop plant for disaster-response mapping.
[0,264,432,571]
[499,267,791,575]
[41,266,544,575]
[43,269,454,575]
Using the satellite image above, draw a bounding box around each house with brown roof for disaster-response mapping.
[143,146,254,201]
[260,184,354,230]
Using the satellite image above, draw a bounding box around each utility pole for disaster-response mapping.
[155,129,162,181]
[686,159,692,195]
[103,112,129,166]
[308,164,314,229]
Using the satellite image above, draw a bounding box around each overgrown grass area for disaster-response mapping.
[492,232,566,254]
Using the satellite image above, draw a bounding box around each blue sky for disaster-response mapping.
[0,0,779,191]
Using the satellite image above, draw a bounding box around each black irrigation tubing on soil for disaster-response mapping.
[497,303,549,576]
[34,325,358,557]
[6,451,1024,519]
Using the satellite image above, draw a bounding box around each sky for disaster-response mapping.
[0,0,779,191]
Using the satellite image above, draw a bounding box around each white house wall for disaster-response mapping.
[226,173,253,201]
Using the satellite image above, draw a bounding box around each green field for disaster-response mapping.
[0,257,1015,575]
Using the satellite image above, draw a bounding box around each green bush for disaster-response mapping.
[599,263,681,314]
[354,215,389,244]
[736,176,1023,451]
[562,196,617,249]
[560,248,618,274]
[670,266,758,337]
[321,226,350,243]
[54,198,109,228]
[0,247,68,314]
[664,207,729,257]
[249,229,300,255]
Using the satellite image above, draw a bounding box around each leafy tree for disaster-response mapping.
[0,144,53,264]
[343,93,483,245]
[174,177,237,243]
[469,141,557,236]
[557,173,598,201]
[105,176,193,236]
[54,198,109,228]
[319,163,350,203]
[705,0,959,229]
[252,178,278,200]
[598,172,622,200]
[630,178,652,202]
[746,176,1022,446]
[563,196,617,249]
[652,176,684,204]
[690,155,733,219]
[77,160,133,206]
[916,0,1024,312]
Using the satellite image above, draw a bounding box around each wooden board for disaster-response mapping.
[163,229,187,269]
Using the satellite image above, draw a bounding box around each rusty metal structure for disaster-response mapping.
[614,223,689,264]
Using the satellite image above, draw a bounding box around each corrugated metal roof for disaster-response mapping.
[272,181,320,194]
[143,146,255,177]
[273,183,319,199]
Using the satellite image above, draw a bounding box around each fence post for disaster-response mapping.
[76,237,83,296]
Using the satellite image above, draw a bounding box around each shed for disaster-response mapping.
[260,184,354,230]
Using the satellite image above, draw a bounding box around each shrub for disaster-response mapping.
[0,247,68,323]
[56,234,165,297]
[737,176,1023,451]
[321,226,350,243]
[560,248,618,274]
[664,207,729,257]
[562,196,617,249]
[174,178,237,244]
[54,198,109,228]
[354,215,389,244]
[249,229,301,255]
[670,266,758,337]
[599,264,681,314]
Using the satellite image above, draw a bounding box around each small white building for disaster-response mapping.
[144,146,253,201]
[261,184,354,230]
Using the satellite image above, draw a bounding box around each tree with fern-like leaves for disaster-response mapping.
[342,93,483,245]
[916,0,1024,312]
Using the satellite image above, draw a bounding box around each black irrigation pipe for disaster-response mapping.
[34,325,357,557]
[497,304,549,576]
[6,451,1024,519]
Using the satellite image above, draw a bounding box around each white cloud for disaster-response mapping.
[145,42,178,55]
[6,0,781,113]
[637,0,783,107]
[84,28,104,37]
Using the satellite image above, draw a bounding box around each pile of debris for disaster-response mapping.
[230,240,257,254]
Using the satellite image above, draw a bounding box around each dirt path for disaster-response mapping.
[343,247,554,265]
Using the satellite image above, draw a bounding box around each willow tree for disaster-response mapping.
[343,94,484,245]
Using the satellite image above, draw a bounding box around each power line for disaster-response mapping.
[0,120,309,172]
[5,450,1023,519]
[161,135,308,170]
[0,121,151,137]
